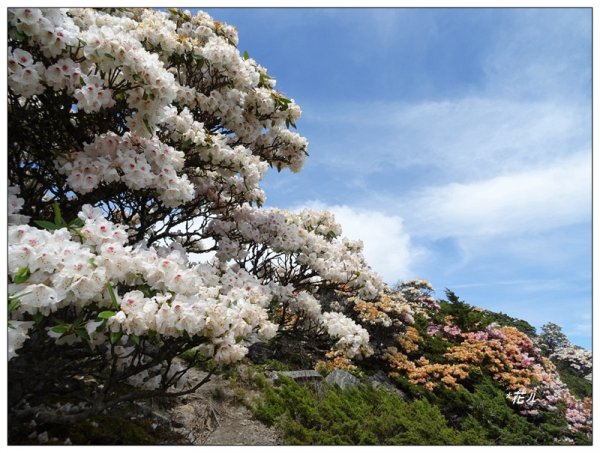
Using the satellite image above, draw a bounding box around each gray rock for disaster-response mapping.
[274,370,323,384]
[325,369,359,390]
[133,402,172,428]
[248,342,275,364]
[368,370,407,400]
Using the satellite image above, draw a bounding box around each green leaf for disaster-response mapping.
[34,220,60,230]
[110,331,123,344]
[147,330,160,346]
[11,28,28,41]
[130,335,140,346]
[13,267,31,284]
[68,217,85,228]
[32,312,44,324]
[75,328,90,340]
[138,284,154,298]
[243,50,249,60]
[258,73,271,87]
[181,138,193,150]
[53,202,66,227]
[51,325,69,334]
[8,298,21,312]
[143,117,154,136]
[106,283,119,308]
[193,54,205,68]
[98,310,116,320]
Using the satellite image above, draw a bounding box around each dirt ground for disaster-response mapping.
[167,366,282,446]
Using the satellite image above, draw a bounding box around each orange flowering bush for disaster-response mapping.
[316,349,358,373]
[384,346,470,390]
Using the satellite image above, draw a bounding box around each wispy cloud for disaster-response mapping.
[397,151,590,239]
[447,279,570,292]
[305,97,589,185]
[481,8,591,102]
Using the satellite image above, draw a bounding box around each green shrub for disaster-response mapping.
[422,377,589,445]
[438,290,537,337]
[556,365,592,399]
[254,376,474,445]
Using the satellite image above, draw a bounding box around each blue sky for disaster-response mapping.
[203,8,592,348]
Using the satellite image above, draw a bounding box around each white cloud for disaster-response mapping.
[447,279,568,291]
[395,151,590,239]
[295,202,419,284]
[482,9,591,102]
[307,97,588,185]
[390,98,587,177]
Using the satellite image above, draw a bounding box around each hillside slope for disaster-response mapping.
[10,285,591,446]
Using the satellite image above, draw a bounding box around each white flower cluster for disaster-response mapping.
[320,311,372,359]
[74,75,116,113]
[207,205,386,357]
[44,58,83,93]
[210,205,384,299]
[9,7,307,210]
[7,48,44,98]
[8,205,276,364]
[8,224,107,315]
[7,7,388,372]
[8,185,30,226]
[57,132,194,206]
[8,321,34,361]
[9,8,79,57]
[551,345,592,376]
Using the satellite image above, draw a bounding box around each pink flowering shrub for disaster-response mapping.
[384,296,592,439]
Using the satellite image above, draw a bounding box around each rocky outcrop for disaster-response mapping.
[325,369,360,390]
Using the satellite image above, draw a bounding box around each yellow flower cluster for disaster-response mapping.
[396,326,420,353]
[384,347,470,390]
[353,298,391,326]
[316,348,358,373]
[445,338,535,390]
[385,324,548,392]
[350,293,413,327]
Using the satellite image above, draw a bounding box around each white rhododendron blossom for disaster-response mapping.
[8,205,277,364]
[8,321,34,361]
[57,132,195,206]
[7,47,45,97]
[320,311,372,359]
[7,7,388,407]
[74,75,116,113]
[551,346,593,376]
[8,186,30,225]
[208,206,384,299]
